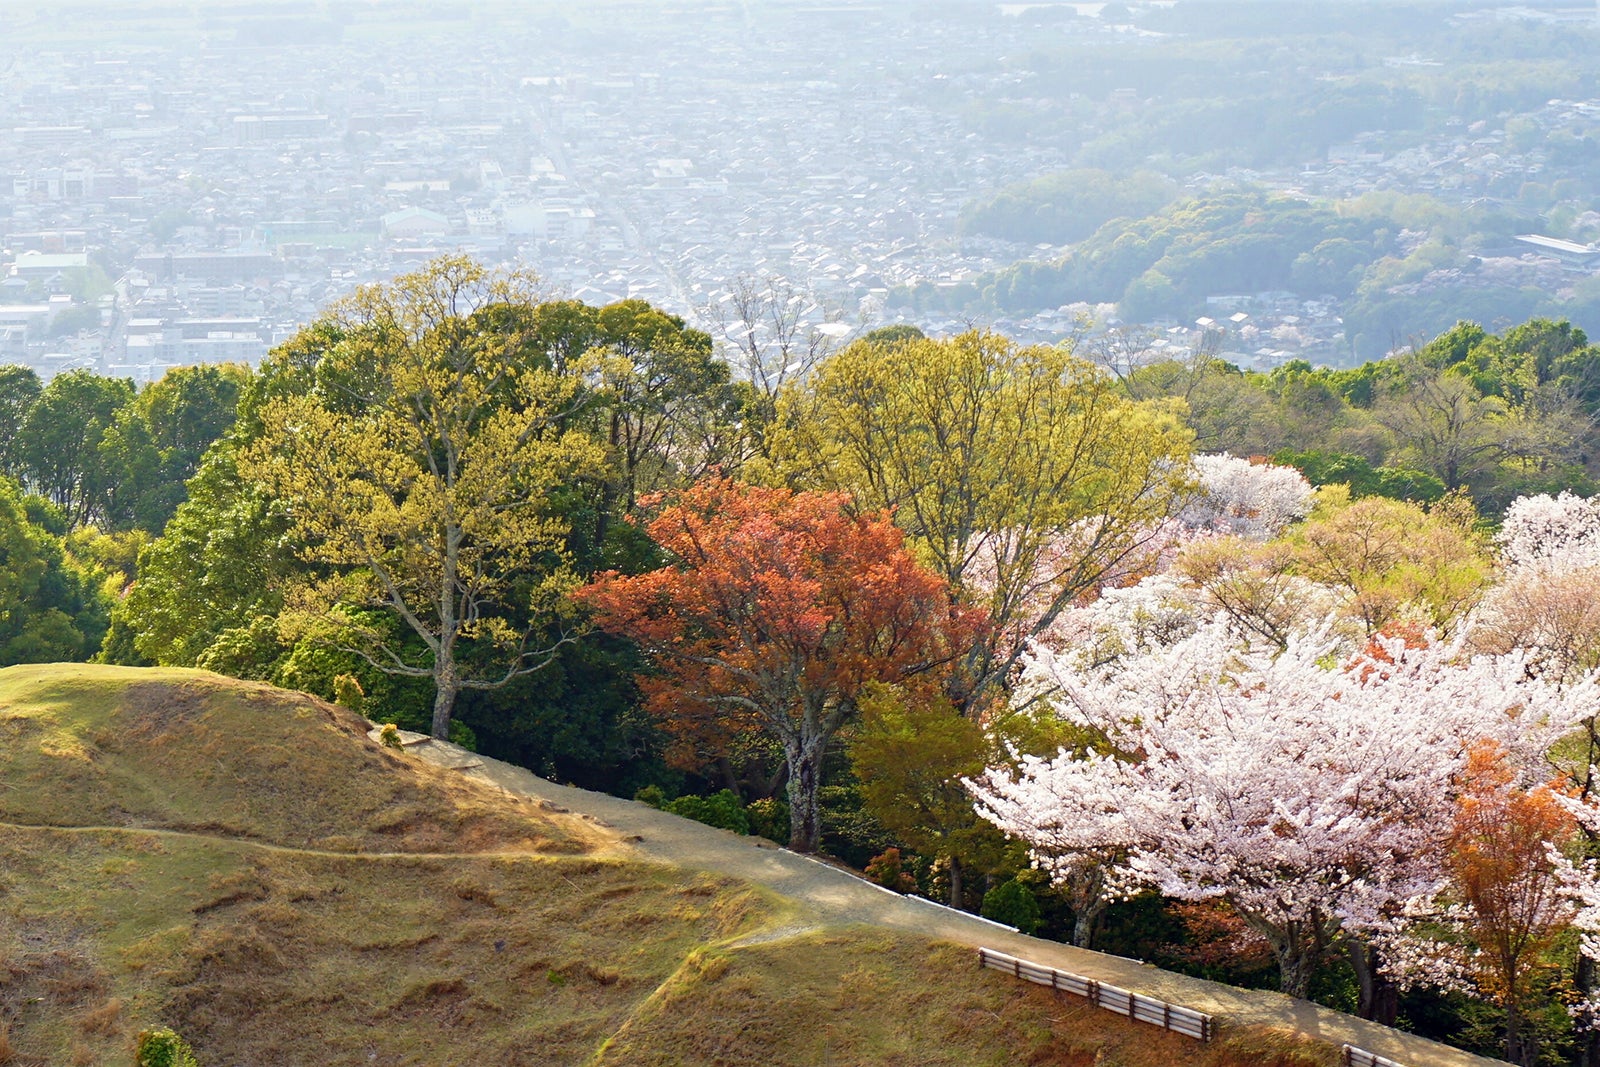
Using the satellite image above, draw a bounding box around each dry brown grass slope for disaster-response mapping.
[0,665,1408,1066]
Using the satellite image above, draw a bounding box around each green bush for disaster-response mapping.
[135,1026,200,1067]
[332,673,365,713]
[633,784,667,809]
[448,719,477,751]
[745,797,790,843]
[665,789,750,834]
[982,878,1042,935]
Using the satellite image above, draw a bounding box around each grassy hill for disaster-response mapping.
[0,664,1330,1066]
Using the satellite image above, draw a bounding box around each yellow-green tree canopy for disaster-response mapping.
[238,257,607,739]
[770,329,1193,710]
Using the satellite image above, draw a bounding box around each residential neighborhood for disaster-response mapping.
[6,2,1600,379]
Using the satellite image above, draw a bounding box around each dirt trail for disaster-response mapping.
[404,737,1510,1067]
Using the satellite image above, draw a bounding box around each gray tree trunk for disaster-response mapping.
[431,652,458,740]
[784,740,825,852]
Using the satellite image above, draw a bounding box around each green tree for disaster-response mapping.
[588,299,741,541]
[0,364,42,476]
[0,476,106,662]
[105,440,290,670]
[1374,362,1507,492]
[848,684,1002,907]
[772,329,1192,712]
[17,369,134,528]
[99,363,250,531]
[237,256,608,739]
[1289,488,1492,636]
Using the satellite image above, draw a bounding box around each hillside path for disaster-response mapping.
[403,735,1508,1067]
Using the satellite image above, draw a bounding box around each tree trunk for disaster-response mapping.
[1277,946,1316,1000]
[1348,939,1398,1026]
[1070,863,1109,949]
[948,855,963,910]
[431,653,458,740]
[1506,1002,1532,1067]
[715,757,741,794]
[784,741,824,853]
[1263,919,1320,1000]
[1072,901,1105,950]
[1579,954,1600,1067]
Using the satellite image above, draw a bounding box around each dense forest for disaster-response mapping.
[15,257,1600,1064]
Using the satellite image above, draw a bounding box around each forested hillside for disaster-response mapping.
[12,257,1600,1064]
[927,3,1600,362]
[917,188,1597,361]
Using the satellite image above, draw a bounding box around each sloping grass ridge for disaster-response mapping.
[0,664,1331,1066]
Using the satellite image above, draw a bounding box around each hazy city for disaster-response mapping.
[11,0,1600,382]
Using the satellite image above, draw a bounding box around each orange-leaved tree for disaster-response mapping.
[577,477,980,852]
[1449,740,1579,1067]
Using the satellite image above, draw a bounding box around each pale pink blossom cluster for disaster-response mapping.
[1177,453,1315,540]
[1470,490,1600,682]
[972,619,1596,989]
[1029,573,1201,666]
[963,518,1178,666]
[1498,491,1600,572]
[1557,794,1600,1022]
[963,455,1313,664]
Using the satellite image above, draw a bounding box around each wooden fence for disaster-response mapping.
[977,947,1214,1041]
[1341,1045,1405,1067]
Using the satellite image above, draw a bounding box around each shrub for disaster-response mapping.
[135,1027,199,1067]
[332,673,365,713]
[864,847,917,893]
[378,723,403,750]
[982,878,1042,935]
[633,784,667,809]
[745,797,790,843]
[665,789,750,834]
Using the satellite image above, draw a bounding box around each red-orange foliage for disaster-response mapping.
[1166,901,1276,978]
[1347,621,1433,682]
[577,478,980,851]
[1449,740,1579,1064]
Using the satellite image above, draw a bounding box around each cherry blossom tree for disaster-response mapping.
[1177,453,1314,540]
[971,455,1315,664]
[970,620,1588,999]
[1475,491,1600,686]
[1484,491,1600,1059]
[1472,564,1600,684]
[1499,490,1600,573]
[1557,793,1600,1053]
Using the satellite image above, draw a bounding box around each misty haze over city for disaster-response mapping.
[7,0,1600,379]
